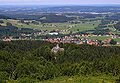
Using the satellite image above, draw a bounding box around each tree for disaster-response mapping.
[77,29,79,32]
[0,71,9,80]
[70,31,73,34]
[6,22,12,26]
[0,20,4,24]
[116,77,120,83]
[110,39,117,45]
[19,20,24,23]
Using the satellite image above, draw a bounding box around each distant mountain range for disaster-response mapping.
[1,5,120,14]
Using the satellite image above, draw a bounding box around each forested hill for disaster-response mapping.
[1,6,120,14]
[0,41,120,82]
[41,6,120,13]
[0,15,10,19]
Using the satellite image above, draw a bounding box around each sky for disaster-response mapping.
[0,0,120,5]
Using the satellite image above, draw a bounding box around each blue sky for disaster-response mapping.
[0,0,120,5]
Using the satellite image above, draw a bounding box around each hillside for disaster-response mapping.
[0,41,120,83]
[39,75,118,83]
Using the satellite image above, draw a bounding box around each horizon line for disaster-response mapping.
[1,3,120,6]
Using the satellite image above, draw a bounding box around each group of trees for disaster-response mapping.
[19,20,40,25]
[8,14,76,23]
[0,41,120,82]
[114,21,120,31]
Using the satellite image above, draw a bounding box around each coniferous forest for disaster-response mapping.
[0,40,120,82]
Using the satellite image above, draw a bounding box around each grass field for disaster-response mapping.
[2,19,120,36]
[2,19,100,34]
[78,36,120,43]
[114,38,120,42]
[88,36,112,40]
[70,21,100,33]
[89,36,120,42]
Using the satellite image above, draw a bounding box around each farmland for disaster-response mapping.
[1,18,120,44]
[1,19,100,34]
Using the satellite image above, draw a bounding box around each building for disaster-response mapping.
[51,44,64,53]
[49,32,59,35]
[2,36,13,41]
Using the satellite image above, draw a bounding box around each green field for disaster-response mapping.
[88,36,112,40]
[114,38,120,42]
[70,21,100,33]
[2,19,120,36]
[2,19,100,34]
[79,36,120,42]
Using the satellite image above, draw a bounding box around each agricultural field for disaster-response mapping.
[2,19,100,34]
[90,36,120,42]
[70,21,100,33]
[88,36,112,40]
[114,38,120,42]
[78,35,120,43]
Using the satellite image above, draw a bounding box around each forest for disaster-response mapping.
[0,40,120,83]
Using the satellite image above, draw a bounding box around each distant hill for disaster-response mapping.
[0,15,10,19]
[1,5,120,14]
[41,6,120,13]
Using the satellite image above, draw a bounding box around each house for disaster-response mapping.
[51,44,64,54]
[49,32,59,35]
[2,36,13,41]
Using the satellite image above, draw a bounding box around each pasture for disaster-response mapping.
[2,19,100,34]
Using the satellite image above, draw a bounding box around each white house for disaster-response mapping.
[49,32,59,35]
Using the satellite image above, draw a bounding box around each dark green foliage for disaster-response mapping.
[0,71,9,80]
[114,21,120,31]
[12,58,59,80]
[9,14,76,23]
[0,41,120,82]
[116,77,120,83]
[110,39,117,45]
[0,20,4,24]
[6,22,12,26]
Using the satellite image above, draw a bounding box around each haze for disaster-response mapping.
[0,0,120,5]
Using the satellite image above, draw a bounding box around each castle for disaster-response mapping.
[51,44,64,53]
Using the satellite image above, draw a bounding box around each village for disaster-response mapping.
[2,31,120,46]
[45,34,120,46]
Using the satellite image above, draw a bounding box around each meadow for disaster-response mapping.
[2,19,100,34]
